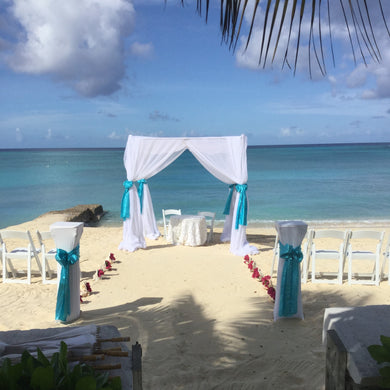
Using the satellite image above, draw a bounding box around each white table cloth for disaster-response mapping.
[50,222,84,323]
[274,220,307,321]
[167,215,207,246]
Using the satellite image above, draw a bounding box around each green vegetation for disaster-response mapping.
[0,341,121,390]
[368,335,390,388]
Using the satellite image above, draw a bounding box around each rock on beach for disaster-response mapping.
[40,204,105,226]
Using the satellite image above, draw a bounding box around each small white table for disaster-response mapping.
[167,215,207,246]
[274,220,307,321]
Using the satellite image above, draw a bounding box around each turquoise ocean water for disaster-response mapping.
[0,143,390,229]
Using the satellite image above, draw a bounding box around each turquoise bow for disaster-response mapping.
[278,243,303,317]
[55,245,80,322]
[121,180,133,220]
[223,184,235,215]
[235,184,248,230]
[137,179,147,214]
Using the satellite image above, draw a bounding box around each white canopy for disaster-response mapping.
[118,134,259,256]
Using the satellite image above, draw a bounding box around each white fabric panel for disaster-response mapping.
[122,135,187,245]
[186,134,248,184]
[221,188,236,242]
[142,183,160,239]
[124,135,187,180]
[50,222,84,323]
[186,135,257,255]
[229,190,259,256]
[119,186,146,252]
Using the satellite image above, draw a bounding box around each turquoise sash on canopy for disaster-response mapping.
[234,184,248,229]
[55,245,80,322]
[223,184,248,230]
[223,184,235,215]
[137,179,147,214]
[121,180,133,220]
[278,242,303,317]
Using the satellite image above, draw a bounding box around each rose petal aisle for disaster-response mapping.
[80,252,118,303]
[243,255,275,301]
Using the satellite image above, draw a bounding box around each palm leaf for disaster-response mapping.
[177,0,390,75]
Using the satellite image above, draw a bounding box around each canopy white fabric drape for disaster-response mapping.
[118,134,259,256]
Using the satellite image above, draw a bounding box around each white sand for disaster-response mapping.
[1,216,390,389]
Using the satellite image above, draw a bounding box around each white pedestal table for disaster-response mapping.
[167,215,207,246]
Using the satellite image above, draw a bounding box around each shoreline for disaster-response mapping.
[101,216,390,229]
[1,211,390,388]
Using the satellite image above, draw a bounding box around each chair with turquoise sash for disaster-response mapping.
[382,237,390,284]
[50,222,84,323]
[274,220,307,321]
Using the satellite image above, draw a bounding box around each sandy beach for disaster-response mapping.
[1,214,390,390]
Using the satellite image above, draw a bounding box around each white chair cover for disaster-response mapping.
[50,222,84,323]
[274,220,307,321]
[119,134,258,256]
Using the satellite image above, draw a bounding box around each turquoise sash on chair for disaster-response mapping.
[278,242,303,317]
[55,245,80,322]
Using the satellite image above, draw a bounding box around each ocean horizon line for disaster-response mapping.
[1,141,390,152]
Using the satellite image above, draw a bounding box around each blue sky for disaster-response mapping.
[0,0,390,148]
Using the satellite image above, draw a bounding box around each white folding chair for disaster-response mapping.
[311,229,349,285]
[37,230,57,284]
[347,230,385,286]
[1,230,42,284]
[381,237,390,284]
[197,211,216,243]
[301,229,314,284]
[162,209,181,239]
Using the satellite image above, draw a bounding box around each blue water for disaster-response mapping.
[1,144,390,229]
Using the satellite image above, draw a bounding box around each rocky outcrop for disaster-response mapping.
[42,204,105,225]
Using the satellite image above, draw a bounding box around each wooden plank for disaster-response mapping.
[132,342,143,390]
[326,329,348,390]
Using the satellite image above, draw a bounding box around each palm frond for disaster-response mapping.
[177,0,390,75]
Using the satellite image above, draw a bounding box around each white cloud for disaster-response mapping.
[149,110,179,122]
[108,131,126,140]
[5,0,135,97]
[130,42,154,58]
[15,127,23,142]
[279,126,304,138]
[280,127,291,137]
[46,128,52,139]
